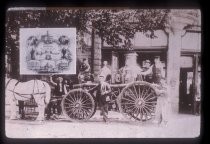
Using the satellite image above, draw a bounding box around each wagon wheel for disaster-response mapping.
[61,89,96,122]
[117,81,157,122]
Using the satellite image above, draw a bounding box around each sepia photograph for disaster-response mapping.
[5,8,201,138]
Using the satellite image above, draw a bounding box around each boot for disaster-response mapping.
[102,113,108,122]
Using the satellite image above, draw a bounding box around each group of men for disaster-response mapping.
[79,56,169,125]
[19,56,169,126]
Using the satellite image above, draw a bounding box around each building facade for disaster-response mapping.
[77,10,201,114]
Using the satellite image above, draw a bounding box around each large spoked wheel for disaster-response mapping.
[61,89,96,122]
[117,81,157,122]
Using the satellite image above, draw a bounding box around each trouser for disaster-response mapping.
[98,94,109,118]
[155,96,169,123]
[46,97,62,118]
[153,75,162,84]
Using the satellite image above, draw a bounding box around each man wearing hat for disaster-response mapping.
[78,58,91,83]
[88,74,111,122]
[142,59,153,83]
[80,58,90,73]
[141,56,164,84]
[47,75,67,119]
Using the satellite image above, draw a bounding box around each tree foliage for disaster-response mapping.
[5,9,169,76]
[6,9,169,54]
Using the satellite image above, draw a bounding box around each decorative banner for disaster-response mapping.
[19,28,76,75]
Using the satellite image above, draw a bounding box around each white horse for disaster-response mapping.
[5,78,51,121]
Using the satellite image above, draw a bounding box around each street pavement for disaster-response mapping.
[5,110,201,138]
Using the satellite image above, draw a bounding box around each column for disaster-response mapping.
[166,29,183,113]
[165,10,192,113]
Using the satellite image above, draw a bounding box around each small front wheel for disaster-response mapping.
[61,89,96,122]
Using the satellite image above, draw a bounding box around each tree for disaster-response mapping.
[86,9,169,49]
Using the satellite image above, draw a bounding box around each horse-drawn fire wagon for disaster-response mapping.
[6,62,159,122]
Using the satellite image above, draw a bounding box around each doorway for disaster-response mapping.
[179,68,194,114]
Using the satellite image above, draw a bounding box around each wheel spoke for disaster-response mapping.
[122,97,135,103]
[64,105,74,109]
[72,108,78,115]
[127,88,137,100]
[139,107,143,120]
[74,92,80,101]
[66,109,74,117]
[133,85,138,98]
[65,97,74,104]
[129,105,136,112]
[135,108,140,119]
[144,104,155,111]
[140,86,146,98]
[78,109,84,119]
[145,103,156,107]
[81,97,91,104]
[133,107,139,119]
[81,107,91,115]
[66,94,75,103]
[141,107,147,120]
[81,108,90,117]
[71,93,77,102]
[80,108,88,118]
[144,105,155,113]
[144,91,155,101]
[81,105,93,109]
[82,102,93,106]
[142,106,151,118]
[123,104,136,111]
[145,101,157,104]
[77,95,82,103]
[138,84,141,98]
[142,87,150,98]
[144,96,156,101]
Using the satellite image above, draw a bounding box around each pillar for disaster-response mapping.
[166,29,183,113]
[165,10,199,113]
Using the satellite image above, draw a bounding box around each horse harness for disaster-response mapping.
[6,79,46,100]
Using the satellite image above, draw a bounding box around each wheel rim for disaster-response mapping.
[62,89,95,121]
[118,81,157,122]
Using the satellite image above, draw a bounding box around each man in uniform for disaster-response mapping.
[141,56,164,84]
[142,59,153,83]
[88,75,111,122]
[47,75,67,120]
